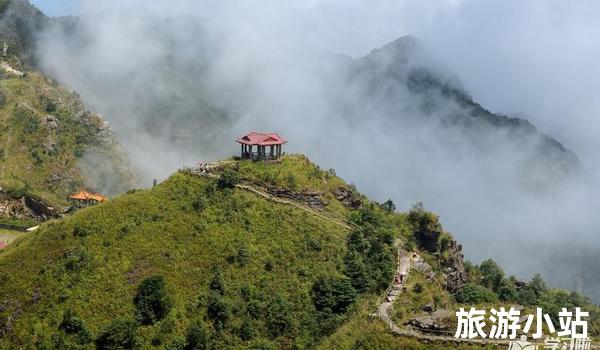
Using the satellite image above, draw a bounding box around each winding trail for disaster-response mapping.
[375,245,512,347]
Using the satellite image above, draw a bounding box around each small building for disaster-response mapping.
[236,132,287,161]
[0,241,7,250]
[68,189,108,208]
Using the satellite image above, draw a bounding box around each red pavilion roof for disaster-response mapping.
[236,132,287,146]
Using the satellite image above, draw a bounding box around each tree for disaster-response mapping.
[345,208,395,292]
[529,273,548,299]
[134,275,173,325]
[311,276,357,314]
[382,199,396,213]
[479,259,505,292]
[343,251,371,292]
[95,319,138,350]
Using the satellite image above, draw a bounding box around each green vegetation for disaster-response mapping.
[0,157,407,349]
[346,206,395,292]
[455,283,498,304]
[95,319,139,350]
[0,156,596,348]
[134,275,173,325]
[406,202,444,253]
[59,309,93,345]
[218,168,240,189]
[0,70,137,214]
[390,202,600,343]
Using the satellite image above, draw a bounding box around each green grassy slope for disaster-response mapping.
[0,156,596,349]
[0,70,137,211]
[0,161,370,349]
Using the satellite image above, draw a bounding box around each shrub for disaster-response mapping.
[134,275,173,325]
[236,244,250,267]
[265,296,296,338]
[73,224,93,238]
[165,337,186,350]
[285,173,298,189]
[59,310,92,344]
[209,267,225,295]
[192,195,205,211]
[218,168,239,189]
[248,339,276,350]
[455,283,498,304]
[207,294,230,331]
[413,283,424,294]
[438,232,453,252]
[5,183,30,198]
[63,248,90,272]
[185,322,207,350]
[311,276,357,314]
[239,317,256,341]
[95,319,138,350]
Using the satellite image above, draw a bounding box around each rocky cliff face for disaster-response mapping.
[440,240,467,293]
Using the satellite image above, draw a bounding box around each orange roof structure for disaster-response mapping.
[68,189,108,203]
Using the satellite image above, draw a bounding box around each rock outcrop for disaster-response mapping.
[0,189,59,222]
[333,187,362,209]
[406,310,453,332]
[441,240,467,293]
[411,253,437,281]
[268,188,325,209]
